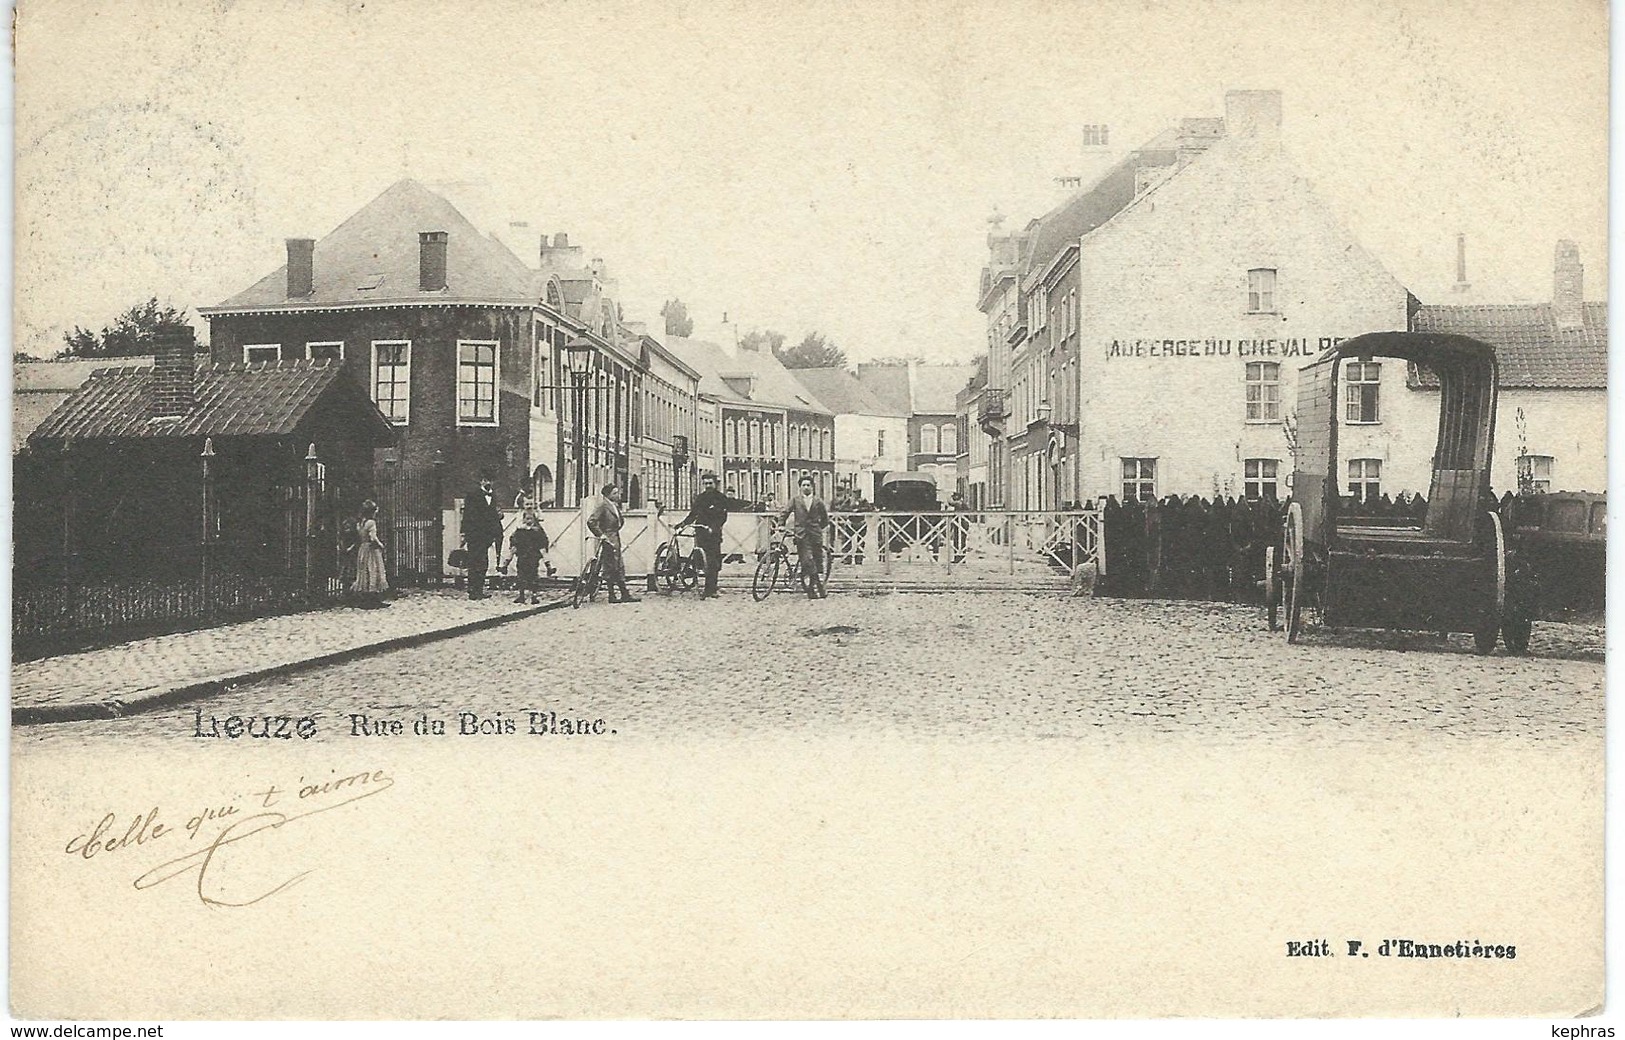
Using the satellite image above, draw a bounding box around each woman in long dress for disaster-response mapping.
[352,500,390,608]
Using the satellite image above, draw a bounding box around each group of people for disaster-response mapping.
[346,469,834,606]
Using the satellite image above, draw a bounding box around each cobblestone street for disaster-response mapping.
[17,591,1603,748]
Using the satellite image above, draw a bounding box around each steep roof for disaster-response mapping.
[1411,302,1607,389]
[28,360,396,444]
[662,337,832,414]
[202,179,538,313]
[791,367,905,417]
[852,364,912,414]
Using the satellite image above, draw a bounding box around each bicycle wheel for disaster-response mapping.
[751,555,779,602]
[653,544,678,590]
[680,547,706,590]
[573,558,601,607]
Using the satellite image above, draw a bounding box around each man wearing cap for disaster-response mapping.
[676,472,755,599]
[586,482,639,604]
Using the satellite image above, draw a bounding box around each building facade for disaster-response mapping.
[792,366,908,502]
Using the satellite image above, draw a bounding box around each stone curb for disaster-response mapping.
[12,597,571,727]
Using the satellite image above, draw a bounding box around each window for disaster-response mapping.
[456,341,499,424]
[1244,459,1280,500]
[307,341,344,363]
[1247,268,1276,313]
[1347,459,1381,503]
[1518,454,1554,493]
[941,423,958,455]
[244,344,282,363]
[1122,458,1156,501]
[725,420,737,456]
[922,425,939,454]
[1344,362,1381,423]
[725,472,738,497]
[371,341,411,425]
[877,429,886,457]
[1245,362,1281,422]
[822,429,831,461]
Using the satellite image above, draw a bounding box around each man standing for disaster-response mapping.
[461,473,504,600]
[779,476,830,599]
[587,482,639,604]
[676,471,755,599]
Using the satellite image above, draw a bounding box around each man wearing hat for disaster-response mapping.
[676,472,755,599]
[461,472,504,600]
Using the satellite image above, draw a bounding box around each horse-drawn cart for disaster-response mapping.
[1265,332,1529,653]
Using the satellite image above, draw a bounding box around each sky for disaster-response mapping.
[12,0,1608,363]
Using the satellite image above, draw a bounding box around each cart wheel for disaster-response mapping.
[1285,502,1305,644]
[1502,610,1533,655]
[1264,545,1280,631]
[1473,510,1509,655]
[751,556,778,602]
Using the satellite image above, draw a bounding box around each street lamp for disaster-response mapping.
[561,337,596,507]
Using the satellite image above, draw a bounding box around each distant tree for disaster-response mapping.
[660,298,694,337]
[774,331,848,370]
[866,354,928,366]
[738,328,786,355]
[60,297,192,358]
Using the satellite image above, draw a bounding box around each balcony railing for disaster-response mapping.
[977,389,1009,425]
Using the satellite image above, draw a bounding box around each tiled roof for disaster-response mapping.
[852,364,912,414]
[202,180,538,313]
[790,367,905,416]
[28,360,396,444]
[662,337,833,415]
[1410,302,1607,389]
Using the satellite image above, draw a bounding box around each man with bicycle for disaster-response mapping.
[779,475,830,599]
[586,482,639,604]
[675,471,754,599]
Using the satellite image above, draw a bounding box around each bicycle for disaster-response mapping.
[572,536,611,608]
[751,529,832,602]
[652,525,710,593]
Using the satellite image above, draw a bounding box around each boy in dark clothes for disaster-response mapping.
[504,510,551,604]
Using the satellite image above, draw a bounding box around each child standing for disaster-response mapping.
[505,510,551,604]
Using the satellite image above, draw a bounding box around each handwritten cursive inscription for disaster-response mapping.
[64,766,393,907]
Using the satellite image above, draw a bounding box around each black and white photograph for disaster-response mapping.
[8,0,1609,1027]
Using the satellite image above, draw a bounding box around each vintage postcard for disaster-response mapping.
[9,0,1607,1024]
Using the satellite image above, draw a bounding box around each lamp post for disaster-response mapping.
[561,337,596,507]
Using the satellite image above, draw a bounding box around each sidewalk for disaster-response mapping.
[11,588,566,725]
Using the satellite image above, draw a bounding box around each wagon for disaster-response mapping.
[1264,332,1528,654]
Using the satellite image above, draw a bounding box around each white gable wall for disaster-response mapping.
[1073,134,1422,500]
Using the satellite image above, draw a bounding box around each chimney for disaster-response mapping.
[1553,240,1584,329]
[286,238,314,298]
[1451,233,1471,294]
[150,325,196,419]
[554,232,569,248]
[419,231,448,292]
[1224,89,1283,141]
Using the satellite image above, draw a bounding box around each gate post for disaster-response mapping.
[304,443,321,594]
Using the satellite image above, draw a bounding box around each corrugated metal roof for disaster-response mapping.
[28,359,395,443]
[202,179,537,312]
[1411,302,1607,389]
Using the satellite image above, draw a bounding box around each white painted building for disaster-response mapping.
[1070,90,1416,501]
[791,366,909,502]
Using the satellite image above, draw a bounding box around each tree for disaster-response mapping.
[774,331,848,370]
[61,297,192,358]
[660,298,694,337]
[866,354,927,366]
[738,328,786,355]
